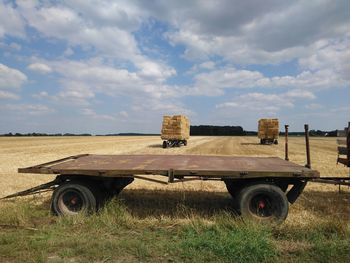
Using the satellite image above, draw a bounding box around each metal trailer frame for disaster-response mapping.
[5,153,319,199]
[3,153,318,223]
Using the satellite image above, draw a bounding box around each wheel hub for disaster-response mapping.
[258,200,266,209]
[250,194,273,218]
[59,190,84,213]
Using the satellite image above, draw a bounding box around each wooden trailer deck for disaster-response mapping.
[18,154,320,179]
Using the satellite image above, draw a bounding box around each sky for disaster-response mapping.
[0,0,349,134]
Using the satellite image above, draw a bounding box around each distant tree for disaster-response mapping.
[190,125,244,136]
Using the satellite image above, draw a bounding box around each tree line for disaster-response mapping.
[0,127,339,137]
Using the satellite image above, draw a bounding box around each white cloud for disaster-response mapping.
[285,89,315,100]
[1,103,54,115]
[194,68,266,93]
[0,2,25,38]
[187,61,216,75]
[15,1,350,69]
[0,63,27,89]
[28,63,52,74]
[0,91,19,100]
[305,103,322,110]
[161,1,350,65]
[188,64,349,96]
[1,1,348,133]
[32,91,49,99]
[136,60,176,81]
[32,58,178,106]
[81,108,115,121]
[131,97,195,117]
[10,42,21,50]
[63,0,146,31]
[17,1,174,80]
[199,61,215,70]
[63,47,74,57]
[119,111,129,118]
[0,42,17,51]
[299,38,350,82]
[55,81,95,106]
[329,106,350,114]
[216,90,315,115]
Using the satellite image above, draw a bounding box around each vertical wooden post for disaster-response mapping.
[347,122,350,167]
[305,124,311,169]
[285,125,289,161]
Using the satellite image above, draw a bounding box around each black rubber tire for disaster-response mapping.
[274,140,278,145]
[238,184,288,224]
[51,182,97,216]
[162,141,168,148]
[183,140,187,146]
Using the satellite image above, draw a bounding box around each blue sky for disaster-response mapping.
[0,0,349,134]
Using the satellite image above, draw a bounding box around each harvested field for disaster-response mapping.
[1,136,348,194]
[0,136,349,262]
[0,135,349,213]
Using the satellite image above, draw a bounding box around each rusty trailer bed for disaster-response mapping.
[18,154,319,179]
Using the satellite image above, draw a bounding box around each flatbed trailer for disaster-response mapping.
[4,153,321,223]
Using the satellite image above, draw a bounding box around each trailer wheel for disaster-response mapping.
[162,141,168,148]
[266,139,273,145]
[51,182,97,216]
[238,184,288,224]
[183,140,187,146]
[274,140,278,145]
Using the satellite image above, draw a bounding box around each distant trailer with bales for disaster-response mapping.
[258,118,279,145]
[161,115,190,148]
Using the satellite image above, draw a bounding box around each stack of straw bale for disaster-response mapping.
[258,118,279,139]
[161,115,190,140]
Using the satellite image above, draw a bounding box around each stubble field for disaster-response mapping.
[0,136,349,262]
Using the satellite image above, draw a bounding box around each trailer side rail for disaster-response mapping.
[311,177,350,186]
[18,154,90,174]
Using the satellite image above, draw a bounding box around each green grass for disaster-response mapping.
[273,220,350,263]
[178,218,277,263]
[0,193,350,263]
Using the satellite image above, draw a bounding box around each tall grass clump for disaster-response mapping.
[176,212,278,263]
[273,218,350,262]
